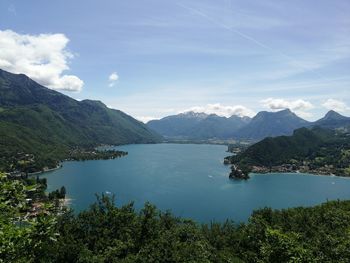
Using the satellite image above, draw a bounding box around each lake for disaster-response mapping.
[41,143,350,222]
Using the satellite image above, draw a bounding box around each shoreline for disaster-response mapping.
[226,161,350,180]
[249,171,350,180]
[28,164,63,176]
[61,196,73,207]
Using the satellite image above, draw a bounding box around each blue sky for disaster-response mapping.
[0,0,349,121]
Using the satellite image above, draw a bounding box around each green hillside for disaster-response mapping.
[226,127,350,177]
[0,69,161,172]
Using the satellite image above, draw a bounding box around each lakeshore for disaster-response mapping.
[39,143,350,223]
[228,163,349,180]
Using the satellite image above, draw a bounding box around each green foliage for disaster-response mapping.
[233,127,328,166]
[48,186,66,200]
[2,175,350,262]
[52,195,212,262]
[0,173,58,262]
[44,195,350,262]
[229,127,350,176]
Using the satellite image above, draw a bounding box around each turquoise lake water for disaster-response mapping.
[41,143,350,222]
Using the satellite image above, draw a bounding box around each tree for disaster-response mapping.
[60,186,66,198]
[0,173,58,262]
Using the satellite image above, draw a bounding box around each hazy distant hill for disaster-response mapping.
[147,112,208,138]
[313,110,350,129]
[147,108,350,141]
[147,112,251,139]
[148,109,310,141]
[0,69,161,169]
[188,114,251,139]
[234,109,310,140]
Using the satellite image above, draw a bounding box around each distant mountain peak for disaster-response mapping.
[147,111,252,139]
[276,108,294,115]
[180,111,208,119]
[280,108,292,113]
[323,110,346,120]
[311,110,350,129]
[254,109,299,119]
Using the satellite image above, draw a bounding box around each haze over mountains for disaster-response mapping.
[147,108,350,141]
[147,111,251,139]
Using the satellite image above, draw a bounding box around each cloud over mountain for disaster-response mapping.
[322,99,349,113]
[0,29,83,92]
[261,98,314,118]
[180,103,256,117]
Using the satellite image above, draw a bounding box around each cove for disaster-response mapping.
[41,143,350,222]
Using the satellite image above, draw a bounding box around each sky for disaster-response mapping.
[0,0,349,122]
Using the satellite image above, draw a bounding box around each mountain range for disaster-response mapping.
[147,109,350,141]
[147,111,251,139]
[0,69,161,170]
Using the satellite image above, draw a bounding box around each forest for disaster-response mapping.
[1,172,350,262]
[226,127,350,178]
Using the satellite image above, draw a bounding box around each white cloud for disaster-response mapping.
[261,98,314,111]
[0,29,83,92]
[180,103,256,117]
[108,72,119,87]
[261,98,314,119]
[322,99,350,112]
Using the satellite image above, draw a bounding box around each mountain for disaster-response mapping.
[234,109,310,140]
[231,127,331,167]
[0,69,161,170]
[313,110,350,129]
[190,114,251,139]
[226,126,350,177]
[147,111,251,139]
[147,108,350,142]
[147,112,208,138]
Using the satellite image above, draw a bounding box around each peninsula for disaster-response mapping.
[225,126,350,179]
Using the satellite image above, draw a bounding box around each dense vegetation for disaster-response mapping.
[226,127,350,177]
[0,69,161,172]
[2,172,350,262]
[0,173,66,262]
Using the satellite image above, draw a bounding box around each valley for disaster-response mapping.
[2,1,350,261]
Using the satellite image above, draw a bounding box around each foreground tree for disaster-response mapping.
[2,172,350,262]
[0,173,58,262]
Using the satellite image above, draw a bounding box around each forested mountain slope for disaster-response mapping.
[0,69,161,171]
